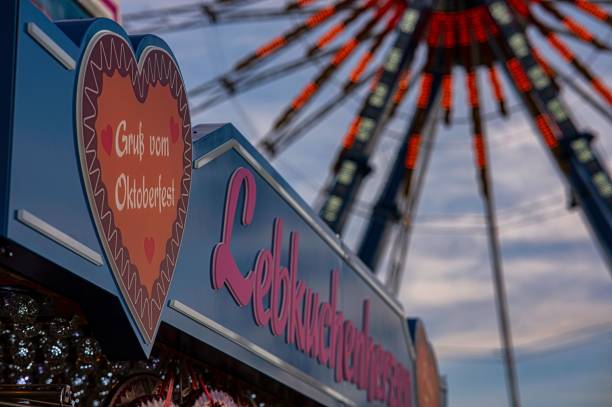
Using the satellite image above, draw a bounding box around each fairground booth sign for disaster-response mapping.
[0,1,443,406]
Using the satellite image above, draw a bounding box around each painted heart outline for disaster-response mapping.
[75,30,192,343]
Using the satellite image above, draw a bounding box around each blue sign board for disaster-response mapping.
[0,2,419,406]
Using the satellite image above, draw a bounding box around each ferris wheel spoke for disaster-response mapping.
[260,69,378,156]
[338,68,391,153]
[306,0,379,57]
[531,41,612,120]
[345,11,405,88]
[537,26,612,106]
[488,65,509,117]
[463,8,523,406]
[512,3,612,106]
[233,0,356,72]
[286,0,317,11]
[436,10,455,125]
[537,2,611,50]
[440,67,453,124]
[485,15,564,160]
[398,15,450,197]
[385,68,414,122]
[123,0,272,32]
[556,69,612,123]
[270,0,399,133]
[567,0,612,27]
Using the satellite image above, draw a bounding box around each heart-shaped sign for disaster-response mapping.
[76,32,192,343]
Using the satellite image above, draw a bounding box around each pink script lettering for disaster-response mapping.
[211,167,413,407]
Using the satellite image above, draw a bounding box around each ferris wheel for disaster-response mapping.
[124,0,611,272]
[123,2,612,405]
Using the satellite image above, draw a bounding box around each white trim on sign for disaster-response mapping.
[169,299,357,407]
[16,209,104,266]
[26,23,76,70]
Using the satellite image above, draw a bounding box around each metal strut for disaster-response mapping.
[319,1,433,233]
[464,5,521,405]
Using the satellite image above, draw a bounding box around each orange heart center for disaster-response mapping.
[95,74,185,294]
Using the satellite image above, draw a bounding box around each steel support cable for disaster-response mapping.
[385,125,532,149]
[348,202,574,234]
[317,170,568,225]
[324,190,568,228]
[270,0,400,133]
[413,202,571,227]
[465,12,521,407]
[437,321,612,363]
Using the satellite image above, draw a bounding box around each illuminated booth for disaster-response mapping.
[0,1,443,405]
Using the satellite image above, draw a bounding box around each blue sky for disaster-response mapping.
[120,1,612,405]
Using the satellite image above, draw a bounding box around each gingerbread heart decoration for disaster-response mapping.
[76,31,192,343]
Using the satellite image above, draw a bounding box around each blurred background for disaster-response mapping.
[114,1,611,405]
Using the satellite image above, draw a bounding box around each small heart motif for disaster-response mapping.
[170,116,179,143]
[144,237,155,264]
[101,124,113,155]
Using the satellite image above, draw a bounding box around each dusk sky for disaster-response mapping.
[121,1,612,405]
